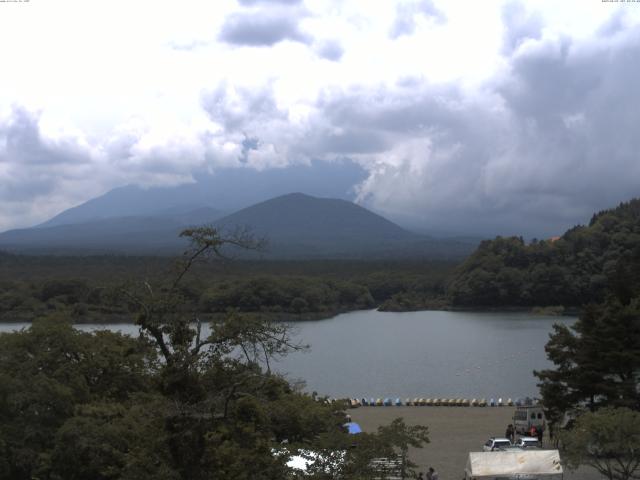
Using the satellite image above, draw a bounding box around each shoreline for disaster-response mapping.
[0,304,580,324]
[380,304,581,316]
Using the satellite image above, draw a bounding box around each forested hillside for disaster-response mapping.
[0,254,454,322]
[447,199,640,307]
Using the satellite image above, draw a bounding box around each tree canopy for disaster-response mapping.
[448,198,640,308]
[534,295,640,426]
[0,227,431,479]
[559,407,640,480]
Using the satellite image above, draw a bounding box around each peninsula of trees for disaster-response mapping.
[447,198,640,309]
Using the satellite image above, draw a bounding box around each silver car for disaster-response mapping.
[483,437,513,451]
[514,436,541,448]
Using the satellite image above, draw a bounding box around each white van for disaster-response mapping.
[513,405,546,435]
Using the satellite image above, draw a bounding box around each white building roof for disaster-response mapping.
[465,450,563,478]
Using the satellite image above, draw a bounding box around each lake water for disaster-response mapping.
[0,309,575,400]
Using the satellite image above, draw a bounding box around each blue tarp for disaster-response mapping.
[345,422,362,434]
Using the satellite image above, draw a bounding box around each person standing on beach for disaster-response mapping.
[427,466,439,480]
[549,422,558,447]
[505,424,515,443]
[537,420,545,445]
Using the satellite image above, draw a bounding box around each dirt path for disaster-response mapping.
[349,406,602,479]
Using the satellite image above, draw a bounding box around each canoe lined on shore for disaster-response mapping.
[343,397,541,407]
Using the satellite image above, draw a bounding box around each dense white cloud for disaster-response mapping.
[389,0,446,39]
[238,0,303,5]
[354,23,640,236]
[0,0,639,236]
[501,1,544,54]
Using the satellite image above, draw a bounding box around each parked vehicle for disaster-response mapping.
[514,436,541,448]
[513,405,546,435]
[483,437,512,451]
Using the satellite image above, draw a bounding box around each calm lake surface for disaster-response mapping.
[0,309,576,400]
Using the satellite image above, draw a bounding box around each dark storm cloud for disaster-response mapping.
[0,107,99,229]
[495,28,640,209]
[501,1,543,55]
[239,135,260,163]
[0,108,90,166]
[389,0,446,39]
[219,11,311,46]
[0,108,90,203]
[301,26,640,237]
[317,83,466,134]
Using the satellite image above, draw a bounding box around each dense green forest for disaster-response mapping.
[447,199,640,308]
[0,253,454,322]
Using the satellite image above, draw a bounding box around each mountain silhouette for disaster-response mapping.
[0,193,476,259]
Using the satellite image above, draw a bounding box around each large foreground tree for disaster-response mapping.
[535,246,640,441]
[560,407,640,480]
[535,296,640,424]
[0,227,430,479]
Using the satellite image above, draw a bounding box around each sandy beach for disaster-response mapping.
[350,406,603,480]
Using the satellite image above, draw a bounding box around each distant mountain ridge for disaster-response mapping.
[0,212,219,255]
[37,161,366,228]
[0,193,477,259]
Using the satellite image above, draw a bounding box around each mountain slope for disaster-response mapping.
[0,193,476,259]
[0,207,225,255]
[0,217,183,254]
[216,193,416,242]
[214,193,473,259]
[38,161,366,228]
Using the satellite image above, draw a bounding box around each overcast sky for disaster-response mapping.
[1,0,639,236]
